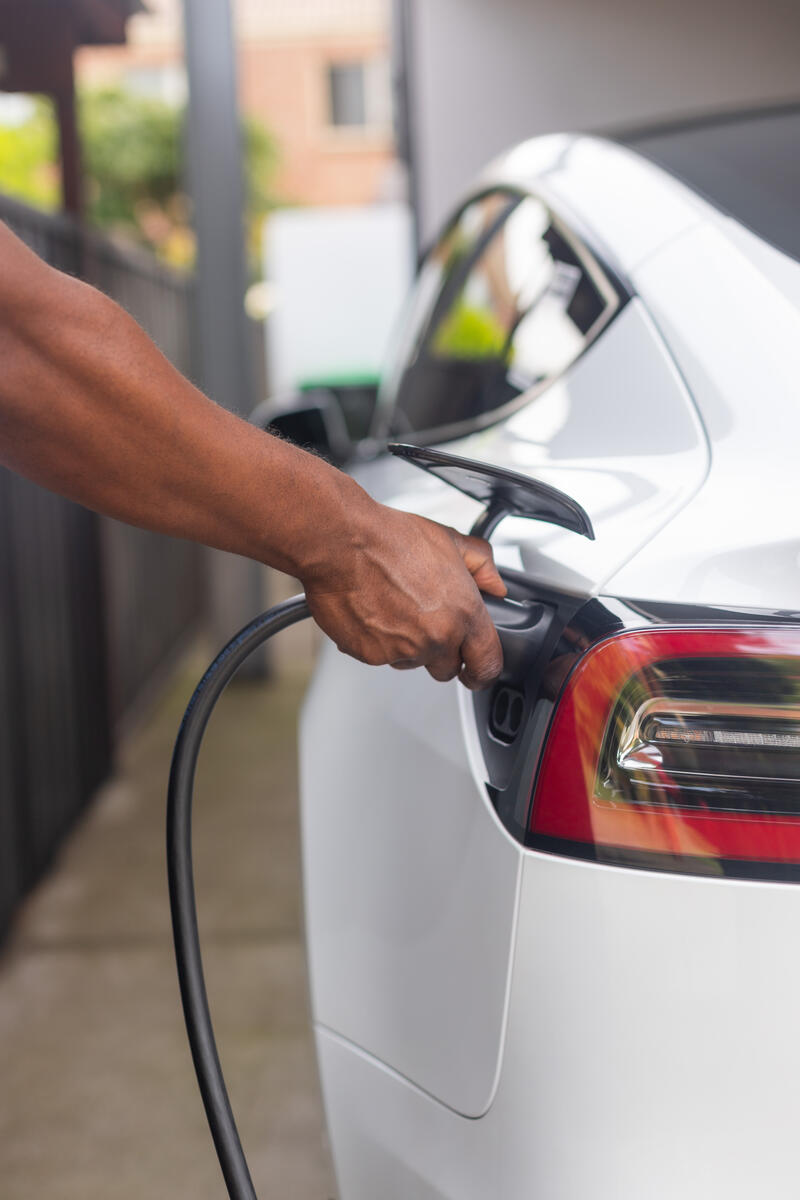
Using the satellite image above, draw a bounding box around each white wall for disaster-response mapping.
[265,203,414,393]
[404,0,800,243]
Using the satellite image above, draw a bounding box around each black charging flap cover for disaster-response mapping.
[388,443,594,540]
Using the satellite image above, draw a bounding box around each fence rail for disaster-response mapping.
[0,194,207,934]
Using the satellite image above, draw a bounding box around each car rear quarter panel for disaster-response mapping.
[300,645,523,1118]
[383,298,709,599]
[304,140,800,1198]
[607,221,800,609]
[301,290,710,1125]
[317,855,800,1200]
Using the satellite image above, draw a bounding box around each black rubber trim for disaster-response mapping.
[618,597,800,627]
[414,183,528,267]
[528,833,800,884]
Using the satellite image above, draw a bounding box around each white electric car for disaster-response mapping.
[299,107,800,1198]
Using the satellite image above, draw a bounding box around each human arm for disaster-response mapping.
[0,222,505,687]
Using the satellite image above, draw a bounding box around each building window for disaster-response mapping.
[327,58,391,131]
[329,62,366,127]
[124,64,187,107]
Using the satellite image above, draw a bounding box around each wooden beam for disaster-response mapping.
[0,0,141,217]
[54,56,83,216]
[0,0,139,50]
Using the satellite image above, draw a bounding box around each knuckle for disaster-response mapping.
[395,637,422,662]
[427,656,460,683]
[433,609,459,638]
[421,619,456,656]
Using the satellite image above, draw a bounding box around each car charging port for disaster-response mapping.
[490,685,526,744]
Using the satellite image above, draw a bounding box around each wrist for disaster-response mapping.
[266,451,376,586]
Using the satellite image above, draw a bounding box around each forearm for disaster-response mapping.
[0,256,365,577]
[0,222,505,687]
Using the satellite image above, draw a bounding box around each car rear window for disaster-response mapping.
[377,189,621,445]
[620,107,800,263]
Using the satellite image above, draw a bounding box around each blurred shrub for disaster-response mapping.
[0,96,60,211]
[0,86,279,270]
[432,300,511,361]
[80,86,279,269]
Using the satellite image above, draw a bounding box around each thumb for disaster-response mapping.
[453,532,507,598]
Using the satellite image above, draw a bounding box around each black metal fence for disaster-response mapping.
[0,194,207,934]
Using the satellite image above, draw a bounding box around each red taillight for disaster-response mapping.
[530,627,800,874]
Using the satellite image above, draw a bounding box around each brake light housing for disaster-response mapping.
[529,627,800,878]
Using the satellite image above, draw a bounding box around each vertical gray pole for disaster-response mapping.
[183,0,252,413]
[392,0,422,257]
[183,0,267,667]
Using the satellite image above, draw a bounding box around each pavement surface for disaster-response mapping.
[0,645,337,1199]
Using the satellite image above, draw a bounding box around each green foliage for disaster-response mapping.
[0,85,279,269]
[241,111,280,268]
[80,86,182,226]
[431,299,511,362]
[79,86,279,268]
[242,112,280,224]
[0,96,60,211]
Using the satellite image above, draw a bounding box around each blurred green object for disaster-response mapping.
[0,96,60,212]
[0,85,278,269]
[80,87,183,229]
[80,86,278,269]
[299,371,381,391]
[431,299,511,362]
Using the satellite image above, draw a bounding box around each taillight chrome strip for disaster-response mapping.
[616,696,800,767]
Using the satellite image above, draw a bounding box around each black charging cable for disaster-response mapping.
[167,594,311,1200]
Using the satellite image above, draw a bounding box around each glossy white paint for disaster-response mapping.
[301,295,707,1118]
[491,134,800,610]
[300,642,522,1117]
[317,857,800,1199]
[377,300,708,597]
[607,220,800,608]
[300,133,800,1197]
[492,135,709,276]
[460,298,708,595]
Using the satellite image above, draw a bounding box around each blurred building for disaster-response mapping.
[78,0,398,206]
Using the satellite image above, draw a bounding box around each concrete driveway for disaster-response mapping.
[0,649,336,1198]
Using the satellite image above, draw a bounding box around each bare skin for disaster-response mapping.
[0,221,505,688]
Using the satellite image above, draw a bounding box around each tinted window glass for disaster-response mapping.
[621,108,800,263]
[381,191,617,443]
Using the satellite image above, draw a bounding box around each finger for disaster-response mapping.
[390,660,419,671]
[425,650,463,683]
[459,604,503,690]
[452,532,507,598]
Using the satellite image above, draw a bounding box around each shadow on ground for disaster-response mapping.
[0,648,336,1199]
